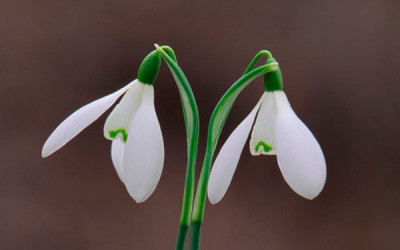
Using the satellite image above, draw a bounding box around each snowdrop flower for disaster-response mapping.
[208,57,326,204]
[42,51,164,203]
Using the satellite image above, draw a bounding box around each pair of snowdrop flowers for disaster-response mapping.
[42,48,326,207]
[42,51,164,203]
[208,57,326,204]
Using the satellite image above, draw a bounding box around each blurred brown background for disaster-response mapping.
[1,0,400,249]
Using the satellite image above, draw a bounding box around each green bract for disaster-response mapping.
[155,45,200,250]
[137,50,161,85]
[264,57,283,92]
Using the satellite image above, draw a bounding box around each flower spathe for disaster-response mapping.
[208,90,326,204]
[42,50,165,203]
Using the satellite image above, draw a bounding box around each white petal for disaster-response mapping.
[207,100,262,205]
[111,139,125,182]
[103,80,145,142]
[250,92,277,155]
[274,91,326,199]
[42,82,133,158]
[123,85,164,203]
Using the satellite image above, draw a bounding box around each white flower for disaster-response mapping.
[42,51,165,203]
[42,80,164,203]
[208,90,326,204]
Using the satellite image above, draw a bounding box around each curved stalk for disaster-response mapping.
[243,50,272,75]
[189,56,279,250]
[155,45,200,250]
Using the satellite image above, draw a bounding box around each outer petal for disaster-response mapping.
[42,82,132,158]
[207,100,262,205]
[250,92,277,155]
[123,85,164,203]
[111,139,125,182]
[274,91,326,199]
[103,80,145,142]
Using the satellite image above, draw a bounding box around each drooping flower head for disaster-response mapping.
[207,54,327,204]
[42,50,165,203]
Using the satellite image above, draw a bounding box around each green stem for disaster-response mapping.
[155,45,200,250]
[189,221,202,250]
[189,58,279,250]
[176,225,189,250]
[243,50,272,75]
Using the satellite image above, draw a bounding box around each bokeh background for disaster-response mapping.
[1,0,399,249]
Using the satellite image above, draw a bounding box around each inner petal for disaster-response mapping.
[249,92,277,155]
[103,80,145,141]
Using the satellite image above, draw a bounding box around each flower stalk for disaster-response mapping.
[189,52,279,250]
[155,45,200,250]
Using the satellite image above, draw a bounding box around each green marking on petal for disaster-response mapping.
[109,129,128,142]
[255,141,273,153]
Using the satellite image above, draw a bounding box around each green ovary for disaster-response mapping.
[255,141,273,153]
[109,129,128,142]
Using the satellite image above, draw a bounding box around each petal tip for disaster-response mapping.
[41,144,52,158]
[207,190,222,205]
[300,190,322,200]
[125,179,156,204]
[293,180,325,200]
[134,198,145,204]
[131,193,149,204]
[208,196,219,206]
